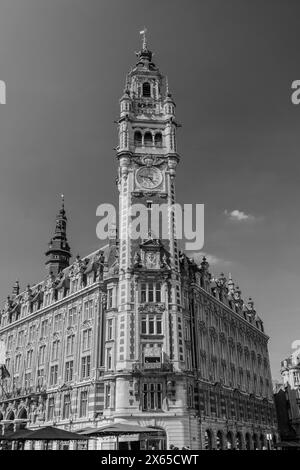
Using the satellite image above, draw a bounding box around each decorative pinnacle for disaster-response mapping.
[139,27,148,50]
[61,194,65,209]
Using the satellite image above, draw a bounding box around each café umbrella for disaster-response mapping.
[78,422,161,449]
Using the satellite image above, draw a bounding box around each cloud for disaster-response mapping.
[224,209,256,222]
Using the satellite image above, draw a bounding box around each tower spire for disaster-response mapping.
[139,27,147,50]
[45,195,71,276]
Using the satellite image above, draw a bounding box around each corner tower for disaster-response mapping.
[45,195,71,276]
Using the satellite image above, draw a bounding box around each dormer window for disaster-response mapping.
[142,82,151,97]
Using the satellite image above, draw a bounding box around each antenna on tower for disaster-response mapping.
[139,27,148,50]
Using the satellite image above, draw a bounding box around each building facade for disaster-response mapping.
[274,351,300,444]
[0,36,277,450]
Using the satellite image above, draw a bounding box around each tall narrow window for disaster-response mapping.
[48,398,55,421]
[134,131,142,146]
[65,361,74,382]
[50,365,58,386]
[105,384,111,408]
[107,289,113,310]
[154,133,162,147]
[80,391,88,417]
[81,356,91,380]
[51,340,60,361]
[66,335,75,356]
[63,394,71,420]
[144,132,153,147]
[106,348,112,370]
[142,82,151,97]
[107,319,113,340]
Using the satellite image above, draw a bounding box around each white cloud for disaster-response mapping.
[224,209,256,222]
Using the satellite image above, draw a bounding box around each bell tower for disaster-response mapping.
[116,30,181,274]
[109,32,190,424]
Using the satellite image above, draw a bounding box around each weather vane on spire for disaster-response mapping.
[139,27,148,50]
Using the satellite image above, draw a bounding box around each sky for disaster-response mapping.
[0,0,300,380]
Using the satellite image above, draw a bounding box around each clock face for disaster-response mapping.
[136,166,163,189]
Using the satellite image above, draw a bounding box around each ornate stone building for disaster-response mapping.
[273,350,300,444]
[0,34,277,450]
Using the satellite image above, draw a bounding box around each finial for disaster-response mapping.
[139,27,148,50]
[61,194,65,209]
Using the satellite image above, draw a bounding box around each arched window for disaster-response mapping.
[134,131,142,147]
[204,429,213,450]
[236,432,243,450]
[142,82,151,97]
[252,433,258,450]
[216,431,223,450]
[245,433,251,450]
[144,132,153,147]
[154,133,162,147]
[6,410,15,421]
[226,431,233,450]
[18,408,28,420]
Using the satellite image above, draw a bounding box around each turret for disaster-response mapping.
[45,195,71,276]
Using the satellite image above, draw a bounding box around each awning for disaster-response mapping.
[21,426,90,441]
[2,428,33,441]
[77,423,161,437]
[275,441,300,448]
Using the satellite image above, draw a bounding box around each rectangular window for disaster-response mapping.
[142,383,162,411]
[148,283,154,302]
[24,372,31,390]
[28,325,35,343]
[81,356,91,380]
[65,360,73,382]
[7,335,13,351]
[141,317,147,334]
[68,307,77,327]
[106,348,112,370]
[15,354,21,373]
[107,289,113,309]
[17,330,24,347]
[38,345,46,365]
[63,394,71,420]
[79,391,88,417]
[54,314,61,332]
[107,319,113,340]
[26,349,33,369]
[82,329,92,351]
[48,398,55,421]
[51,340,60,361]
[41,320,48,338]
[141,283,147,303]
[155,283,161,302]
[140,283,161,303]
[88,300,94,319]
[140,315,163,335]
[50,365,58,386]
[37,368,44,388]
[105,384,111,408]
[66,335,75,356]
